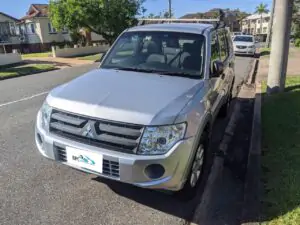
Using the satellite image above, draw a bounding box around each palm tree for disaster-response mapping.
[255,3,269,35]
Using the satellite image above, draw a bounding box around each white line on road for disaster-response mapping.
[0,91,49,108]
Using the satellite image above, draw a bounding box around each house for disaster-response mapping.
[0,12,21,53]
[18,4,106,53]
[19,4,72,53]
[242,13,271,41]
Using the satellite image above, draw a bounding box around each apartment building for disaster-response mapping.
[242,13,271,41]
[0,12,21,53]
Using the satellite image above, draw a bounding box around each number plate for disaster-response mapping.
[66,147,103,173]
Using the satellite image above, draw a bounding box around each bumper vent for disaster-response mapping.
[103,159,120,178]
[49,109,144,154]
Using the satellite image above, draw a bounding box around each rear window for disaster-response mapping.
[233,36,253,42]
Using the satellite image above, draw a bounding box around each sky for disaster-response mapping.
[1,0,273,19]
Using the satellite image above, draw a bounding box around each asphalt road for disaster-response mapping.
[0,56,254,225]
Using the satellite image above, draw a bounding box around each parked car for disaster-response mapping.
[35,20,235,200]
[233,35,256,57]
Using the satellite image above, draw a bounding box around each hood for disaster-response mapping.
[233,41,254,46]
[47,69,203,125]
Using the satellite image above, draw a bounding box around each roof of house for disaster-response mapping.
[20,4,49,20]
[0,12,19,22]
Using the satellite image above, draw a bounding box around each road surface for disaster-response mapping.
[0,56,254,225]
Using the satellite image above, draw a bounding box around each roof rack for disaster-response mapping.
[138,9,227,29]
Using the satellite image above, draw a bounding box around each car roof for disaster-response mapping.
[127,23,214,35]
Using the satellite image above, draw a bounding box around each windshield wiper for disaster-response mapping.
[157,71,201,79]
[115,67,159,73]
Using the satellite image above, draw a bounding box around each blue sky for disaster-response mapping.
[2,0,272,19]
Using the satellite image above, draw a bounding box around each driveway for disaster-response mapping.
[0,56,253,225]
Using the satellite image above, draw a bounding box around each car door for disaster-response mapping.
[209,28,233,120]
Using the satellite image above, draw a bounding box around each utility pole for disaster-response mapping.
[168,0,172,18]
[266,0,276,48]
[267,0,294,94]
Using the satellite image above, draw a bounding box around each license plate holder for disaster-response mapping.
[66,147,103,173]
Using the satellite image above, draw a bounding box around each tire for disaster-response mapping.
[175,131,210,201]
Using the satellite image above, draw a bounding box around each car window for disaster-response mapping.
[217,29,229,62]
[211,31,220,61]
[101,31,206,78]
[233,36,254,42]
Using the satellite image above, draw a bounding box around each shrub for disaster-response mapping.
[295,38,300,47]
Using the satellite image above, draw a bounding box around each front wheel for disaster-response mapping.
[175,132,209,201]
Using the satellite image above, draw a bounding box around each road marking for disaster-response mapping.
[0,91,49,108]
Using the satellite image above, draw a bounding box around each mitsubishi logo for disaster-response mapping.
[82,122,95,138]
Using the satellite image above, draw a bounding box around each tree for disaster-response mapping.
[255,3,269,35]
[49,0,145,45]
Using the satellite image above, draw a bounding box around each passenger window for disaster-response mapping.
[217,29,229,62]
[210,31,220,61]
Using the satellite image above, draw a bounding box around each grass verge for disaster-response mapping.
[261,76,300,225]
[260,48,271,56]
[0,64,56,79]
[77,53,102,61]
[22,52,52,58]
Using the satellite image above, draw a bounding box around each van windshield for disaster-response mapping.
[101,31,205,79]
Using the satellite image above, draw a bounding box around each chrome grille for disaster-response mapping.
[236,45,247,49]
[50,109,143,154]
[103,159,120,178]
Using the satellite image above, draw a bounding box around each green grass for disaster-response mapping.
[21,52,52,58]
[0,64,56,78]
[77,53,102,61]
[261,76,300,225]
[260,47,271,56]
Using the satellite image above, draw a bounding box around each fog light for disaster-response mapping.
[144,164,165,179]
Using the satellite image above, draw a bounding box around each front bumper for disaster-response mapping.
[234,47,256,55]
[35,113,195,191]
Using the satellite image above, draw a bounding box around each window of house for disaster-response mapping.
[257,28,260,33]
[26,23,35,34]
[48,23,57,33]
[263,27,267,33]
[9,23,16,36]
[30,24,35,34]
[62,27,68,33]
[257,19,260,23]
[217,29,228,62]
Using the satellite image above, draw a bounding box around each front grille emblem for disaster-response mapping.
[82,123,94,138]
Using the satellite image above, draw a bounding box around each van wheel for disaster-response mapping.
[175,132,209,201]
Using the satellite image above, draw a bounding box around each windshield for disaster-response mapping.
[101,31,206,79]
[233,36,253,42]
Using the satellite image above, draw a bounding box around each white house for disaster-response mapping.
[242,13,271,40]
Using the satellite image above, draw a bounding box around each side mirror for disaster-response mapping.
[211,60,224,77]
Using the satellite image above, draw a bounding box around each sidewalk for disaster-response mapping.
[23,57,95,69]
[258,47,300,82]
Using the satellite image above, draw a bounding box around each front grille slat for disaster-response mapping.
[50,109,143,154]
[99,123,142,138]
[52,112,87,126]
[51,122,83,136]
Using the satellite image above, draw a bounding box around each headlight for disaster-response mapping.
[40,101,52,131]
[249,45,255,48]
[137,123,187,155]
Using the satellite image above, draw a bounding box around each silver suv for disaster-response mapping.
[35,20,235,199]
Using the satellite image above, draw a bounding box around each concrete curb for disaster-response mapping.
[189,59,258,225]
[241,81,262,225]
